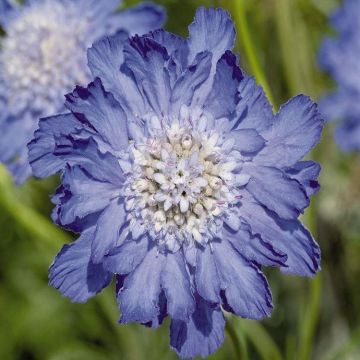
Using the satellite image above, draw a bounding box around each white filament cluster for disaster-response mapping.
[0,1,91,117]
[125,109,249,252]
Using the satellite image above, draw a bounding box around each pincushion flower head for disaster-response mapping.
[319,0,360,152]
[0,0,165,184]
[29,7,323,359]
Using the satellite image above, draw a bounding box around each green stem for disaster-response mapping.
[0,165,70,249]
[233,0,275,106]
[240,319,283,360]
[226,318,248,359]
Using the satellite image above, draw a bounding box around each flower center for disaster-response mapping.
[126,117,243,252]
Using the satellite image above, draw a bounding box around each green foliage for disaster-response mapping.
[1,0,359,359]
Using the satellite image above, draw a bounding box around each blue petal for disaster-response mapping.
[7,153,32,185]
[335,117,360,152]
[87,32,148,119]
[188,7,235,106]
[28,113,84,178]
[104,237,149,275]
[142,290,168,329]
[145,29,189,73]
[233,76,274,132]
[223,226,288,267]
[170,296,225,359]
[54,165,121,227]
[240,198,321,277]
[195,245,221,304]
[230,128,265,155]
[49,227,112,303]
[78,0,120,18]
[123,35,171,117]
[319,89,360,122]
[234,76,273,132]
[0,115,32,184]
[204,51,243,119]
[170,51,212,115]
[254,95,324,167]
[245,165,309,220]
[161,252,195,322]
[212,240,273,319]
[91,200,127,263]
[107,3,165,36]
[65,78,128,151]
[0,0,16,27]
[286,161,321,196]
[118,247,164,324]
[188,7,235,68]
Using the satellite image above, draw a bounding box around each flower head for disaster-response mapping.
[0,0,165,183]
[29,7,323,358]
[319,0,360,152]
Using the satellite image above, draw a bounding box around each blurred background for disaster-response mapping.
[1,0,360,359]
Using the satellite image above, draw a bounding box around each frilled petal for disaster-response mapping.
[28,113,86,178]
[212,240,273,319]
[91,200,127,263]
[234,76,273,132]
[49,227,112,303]
[161,252,195,322]
[188,7,235,106]
[204,51,243,119]
[107,3,165,36]
[245,165,309,220]
[285,161,321,197]
[254,95,324,167]
[188,7,235,68]
[54,165,121,227]
[123,35,171,117]
[87,32,148,118]
[145,29,189,73]
[104,237,149,275]
[240,198,321,276]
[118,247,165,324]
[65,78,128,151]
[170,296,225,359]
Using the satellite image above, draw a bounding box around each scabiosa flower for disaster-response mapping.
[0,0,165,183]
[28,7,323,358]
[319,0,360,152]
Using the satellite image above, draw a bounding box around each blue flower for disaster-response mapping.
[0,0,165,184]
[319,0,360,152]
[29,7,323,358]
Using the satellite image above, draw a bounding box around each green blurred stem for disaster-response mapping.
[226,319,248,359]
[0,165,70,249]
[233,0,275,106]
[240,319,283,360]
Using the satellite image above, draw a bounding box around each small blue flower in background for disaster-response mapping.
[319,0,360,152]
[0,0,165,184]
[29,7,323,358]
